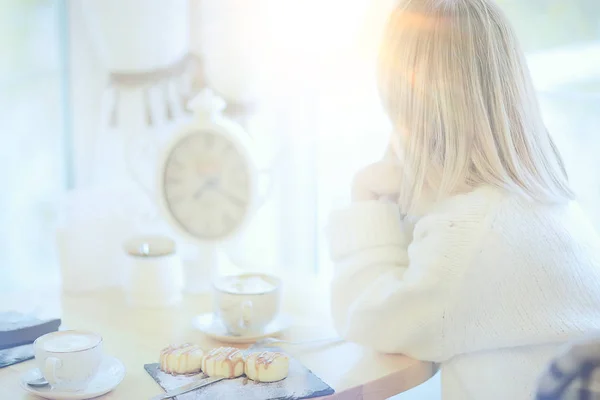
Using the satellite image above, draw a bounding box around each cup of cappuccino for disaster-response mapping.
[34,330,103,391]
[212,273,282,336]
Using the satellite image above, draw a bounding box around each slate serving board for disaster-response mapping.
[0,312,61,350]
[144,348,334,400]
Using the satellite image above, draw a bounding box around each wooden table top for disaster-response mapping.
[0,278,435,399]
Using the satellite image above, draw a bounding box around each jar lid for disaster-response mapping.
[123,236,176,257]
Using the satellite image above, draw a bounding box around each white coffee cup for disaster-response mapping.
[34,330,104,391]
[212,273,282,336]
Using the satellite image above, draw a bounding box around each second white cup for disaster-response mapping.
[212,273,282,336]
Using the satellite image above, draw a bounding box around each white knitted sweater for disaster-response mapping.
[327,186,600,400]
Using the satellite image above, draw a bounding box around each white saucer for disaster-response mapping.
[20,355,125,400]
[191,313,292,344]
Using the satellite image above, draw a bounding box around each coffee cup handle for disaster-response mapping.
[44,357,62,385]
[239,300,253,329]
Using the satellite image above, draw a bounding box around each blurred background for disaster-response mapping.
[1,1,599,398]
[1,0,599,319]
[0,0,600,290]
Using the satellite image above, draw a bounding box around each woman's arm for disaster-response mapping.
[327,198,489,362]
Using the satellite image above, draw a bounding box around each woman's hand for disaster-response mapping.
[351,161,403,202]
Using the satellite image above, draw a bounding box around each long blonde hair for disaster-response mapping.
[378,0,573,213]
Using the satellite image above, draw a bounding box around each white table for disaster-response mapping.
[0,279,436,399]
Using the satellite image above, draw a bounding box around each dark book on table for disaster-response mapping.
[0,312,61,368]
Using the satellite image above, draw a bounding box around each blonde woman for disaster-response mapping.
[326,0,600,399]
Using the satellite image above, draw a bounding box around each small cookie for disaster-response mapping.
[202,347,245,378]
[160,343,204,375]
[245,351,289,382]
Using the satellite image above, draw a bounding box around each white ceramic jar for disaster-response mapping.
[123,236,183,307]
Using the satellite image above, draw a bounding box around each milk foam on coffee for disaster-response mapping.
[42,332,100,352]
[219,275,276,294]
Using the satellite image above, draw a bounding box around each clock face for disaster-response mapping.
[161,129,252,240]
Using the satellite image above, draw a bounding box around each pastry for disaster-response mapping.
[245,351,289,382]
[159,343,204,375]
[202,347,245,378]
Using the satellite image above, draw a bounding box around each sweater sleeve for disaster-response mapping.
[327,198,489,362]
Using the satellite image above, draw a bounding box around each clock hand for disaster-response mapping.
[193,184,208,200]
[213,188,246,207]
[193,177,219,199]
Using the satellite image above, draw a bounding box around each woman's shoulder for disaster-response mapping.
[492,192,600,248]
[443,186,600,259]
[422,185,589,221]
[414,186,599,244]
[408,186,504,246]
[413,185,504,227]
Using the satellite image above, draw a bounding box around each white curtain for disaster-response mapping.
[0,1,67,290]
